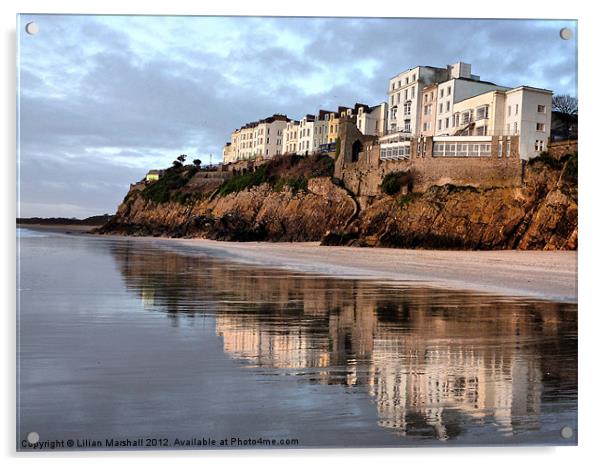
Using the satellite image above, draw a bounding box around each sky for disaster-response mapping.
[17,15,578,218]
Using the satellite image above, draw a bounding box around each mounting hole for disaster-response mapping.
[559,27,572,40]
[25,22,39,35]
[560,426,573,439]
[27,432,40,444]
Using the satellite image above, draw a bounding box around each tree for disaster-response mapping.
[193,159,201,168]
[172,160,183,168]
[552,95,578,115]
[177,154,187,163]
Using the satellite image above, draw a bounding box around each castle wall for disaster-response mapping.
[335,118,522,205]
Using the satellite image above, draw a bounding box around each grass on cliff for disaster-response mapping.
[218,153,334,197]
[141,167,197,203]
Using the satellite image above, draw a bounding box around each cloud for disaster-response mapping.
[18,15,577,217]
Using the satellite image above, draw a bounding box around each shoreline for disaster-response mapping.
[18,225,578,303]
[17,223,99,234]
[162,239,577,303]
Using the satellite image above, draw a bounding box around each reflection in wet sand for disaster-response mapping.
[111,241,577,442]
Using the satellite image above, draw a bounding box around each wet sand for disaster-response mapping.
[165,239,578,303]
[17,225,578,302]
[17,223,98,234]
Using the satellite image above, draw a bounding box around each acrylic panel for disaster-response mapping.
[16,14,578,451]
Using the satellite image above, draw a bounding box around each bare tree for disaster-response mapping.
[552,95,578,115]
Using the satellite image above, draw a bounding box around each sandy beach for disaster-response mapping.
[17,224,578,302]
[163,239,578,303]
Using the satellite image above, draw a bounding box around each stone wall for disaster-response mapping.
[335,118,522,205]
[548,140,578,159]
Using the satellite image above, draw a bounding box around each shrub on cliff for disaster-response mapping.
[217,165,270,197]
[141,167,196,203]
[217,154,333,197]
[381,171,412,195]
[562,152,578,184]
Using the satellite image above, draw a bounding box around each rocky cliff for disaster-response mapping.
[98,153,577,250]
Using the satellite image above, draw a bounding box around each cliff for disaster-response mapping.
[98,153,577,250]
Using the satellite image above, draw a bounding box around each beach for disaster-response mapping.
[161,238,577,303]
[17,225,578,302]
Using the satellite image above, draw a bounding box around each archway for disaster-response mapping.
[351,140,363,162]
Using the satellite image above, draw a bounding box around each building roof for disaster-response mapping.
[506,85,554,95]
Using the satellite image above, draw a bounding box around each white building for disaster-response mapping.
[503,86,552,159]
[298,114,316,155]
[313,110,332,152]
[356,102,387,136]
[387,65,449,135]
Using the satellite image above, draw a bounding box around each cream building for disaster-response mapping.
[420,83,438,136]
[446,85,553,159]
[224,114,289,163]
[283,120,300,154]
[251,114,289,159]
[222,142,234,164]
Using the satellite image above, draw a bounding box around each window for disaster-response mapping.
[476,105,489,120]
[404,120,411,132]
[446,101,451,112]
[405,77,409,84]
[445,117,449,129]
[475,125,487,136]
[515,104,519,115]
[412,73,416,81]
[447,86,451,96]
[513,122,518,134]
[453,114,460,127]
[440,88,444,98]
[537,104,546,113]
[433,142,444,156]
[411,87,415,98]
[405,89,408,100]
[535,140,545,151]
[439,103,443,113]
[508,105,511,116]
[461,111,472,124]
[536,123,545,131]
[506,140,511,157]
[404,101,411,116]
[438,119,442,130]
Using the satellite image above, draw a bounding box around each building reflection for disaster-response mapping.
[110,241,577,441]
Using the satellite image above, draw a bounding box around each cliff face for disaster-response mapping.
[99,155,577,250]
[100,176,357,242]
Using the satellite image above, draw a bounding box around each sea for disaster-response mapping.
[16,228,578,450]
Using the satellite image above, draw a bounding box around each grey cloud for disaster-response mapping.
[18,15,577,217]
